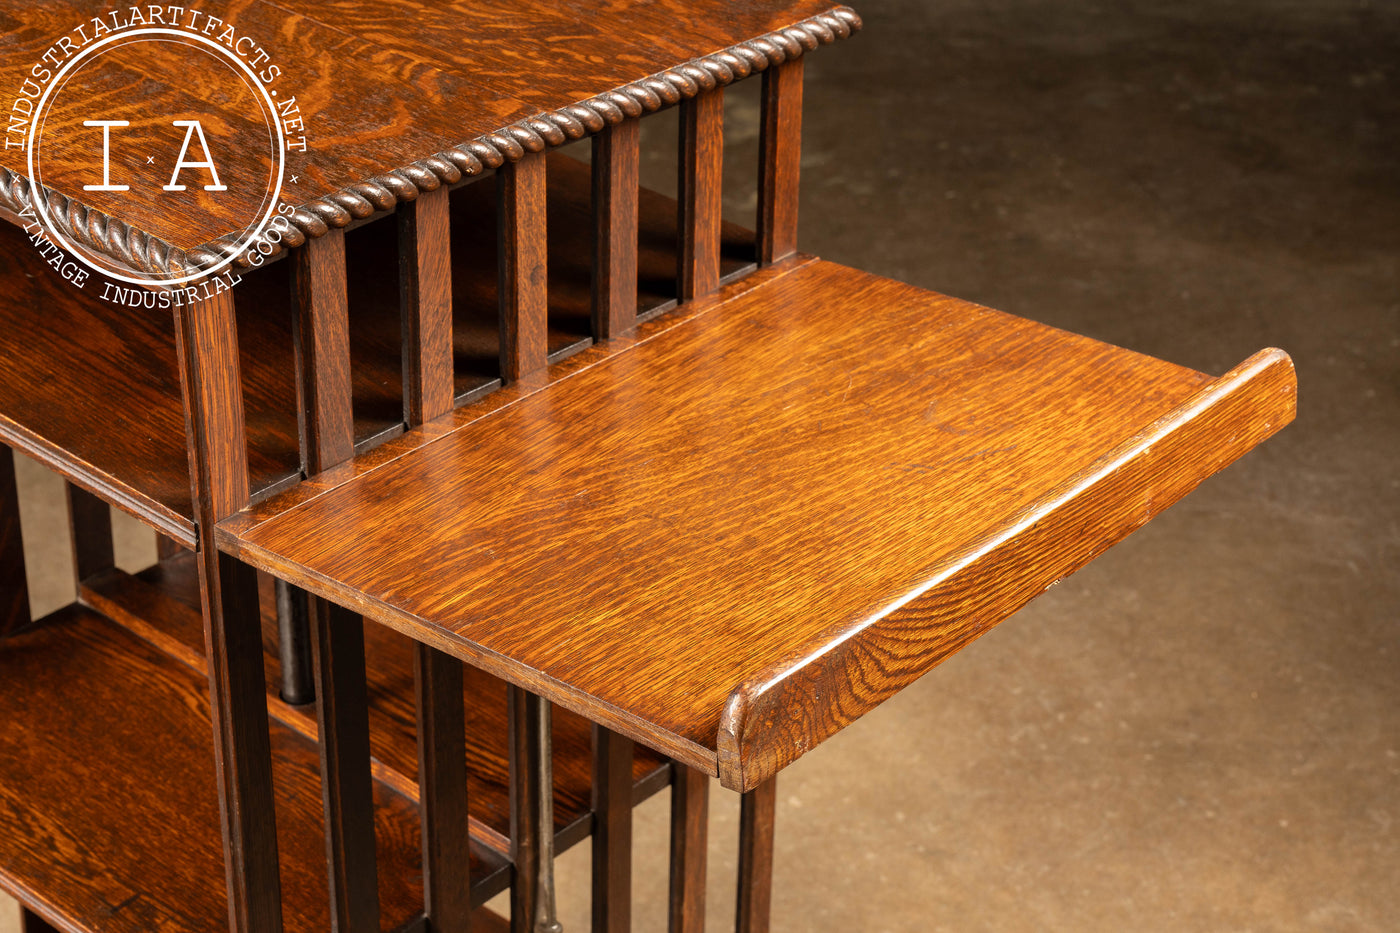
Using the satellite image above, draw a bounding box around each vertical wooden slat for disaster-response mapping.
[498,151,549,382]
[678,90,724,302]
[311,600,381,933]
[735,778,778,933]
[415,643,473,933]
[291,231,380,933]
[667,764,709,933]
[400,185,456,424]
[592,118,641,340]
[173,288,282,933]
[65,483,113,585]
[592,725,634,933]
[757,59,804,265]
[0,446,30,637]
[292,228,354,474]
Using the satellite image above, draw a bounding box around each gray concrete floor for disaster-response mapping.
[4,0,1397,930]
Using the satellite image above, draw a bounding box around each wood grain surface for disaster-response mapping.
[0,0,857,275]
[0,604,429,933]
[222,260,1295,786]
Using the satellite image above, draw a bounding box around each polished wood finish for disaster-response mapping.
[0,447,29,638]
[0,604,427,933]
[757,60,804,265]
[173,289,283,933]
[593,120,642,340]
[222,260,1297,789]
[667,766,709,933]
[416,644,474,933]
[508,687,545,933]
[592,726,634,933]
[736,780,777,933]
[498,152,550,383]
[400,187,457,426]
[678,92,725,301]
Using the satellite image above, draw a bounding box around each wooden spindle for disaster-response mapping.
[667,764,709,933]
[498,151,549,382]
[592,118,641,340]
[757,59,803,265]
[173,287,283,933]
[415,643,473,933]
[291,231,381,933]
[65,483,113,586]
[0,446,30,638]
[678,90,724,302]
[592,725,634,933]
[735,778,778,933]
[400,185,456,424]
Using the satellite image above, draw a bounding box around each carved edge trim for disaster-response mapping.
[0,6,860,278]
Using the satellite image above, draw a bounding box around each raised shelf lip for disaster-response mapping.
[0,5,861,281]
[216,260,1298,787]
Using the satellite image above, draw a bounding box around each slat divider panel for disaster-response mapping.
[592,119,641,340]
[498,151,549,382]
[667,764,709,933]
[735,778,778,933]
[416,642,474,933]
[173,288,283,933]
[0,446,30,637]
[757,59,803,265]
[291,232,381,933]
[400,186,456,425]
[591,725,635,933]
[678,91,724,301]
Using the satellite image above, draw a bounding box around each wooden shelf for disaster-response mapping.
[80,551,672,854]
[0,154,756,547]
[220,258,1297,792]
[0,601,514,933]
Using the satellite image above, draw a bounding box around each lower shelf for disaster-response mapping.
[0,602,509,933]
[80,550,672,855]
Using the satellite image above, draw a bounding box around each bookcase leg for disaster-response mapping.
[668,764,709,933]
[735,778,777,933]
[591,725,634,933]
[416,643,473,932]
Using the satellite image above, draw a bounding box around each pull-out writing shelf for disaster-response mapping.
[221,258,1296,792]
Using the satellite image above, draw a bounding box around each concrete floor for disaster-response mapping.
[3,0,1397,930]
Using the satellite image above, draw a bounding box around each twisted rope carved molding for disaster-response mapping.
[1,6,860,279]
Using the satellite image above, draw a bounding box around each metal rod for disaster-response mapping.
[275,578,315,705]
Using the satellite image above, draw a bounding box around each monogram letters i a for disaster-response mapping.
[81,119,226,192]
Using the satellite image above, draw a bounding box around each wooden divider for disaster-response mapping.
[173,287,283,933]
[290,230,382,933]
[499,151,549,382]
[679,91,724,301]
[592,118,641,340]
[757,60,803,265]
[668,765,710,933]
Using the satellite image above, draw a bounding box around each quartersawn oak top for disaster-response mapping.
[220,259,1297,791]
[0,0,855,269]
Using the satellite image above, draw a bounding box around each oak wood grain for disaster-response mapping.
[222,260,1295,786]
[498,153,549,383]
[292,231,355,475]
[415,643,474,933]
[592,726,634,933]
[592,120,642,341]
[400,187,456,426]
[735,780,777,933]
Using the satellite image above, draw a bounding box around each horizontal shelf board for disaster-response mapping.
[0,602,505,933]
[222,260,1295,787]
[81,552,671,848]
